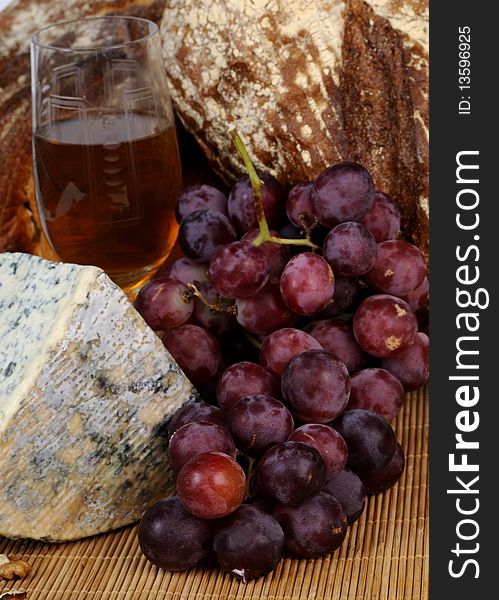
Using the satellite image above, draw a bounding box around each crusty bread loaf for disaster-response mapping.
[0,0,167,255]
[160,0,428,253]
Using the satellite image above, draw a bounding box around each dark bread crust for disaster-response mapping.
[341,0,428,253]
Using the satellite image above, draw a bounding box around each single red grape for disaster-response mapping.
[178,209,237,263]
[162,324,221,385]
[236,284,297,334]
[165,257,208,286]
[135,277,194,331]
[177,451,246,519]
[138,496,214,571]
[323,221,377,277]
[306,318,366,374]
[256,441,326,505]
[353,294,418,357]
[360,191,401,242]
[364,239,427,296]
[273,492,347,558]
[332,409,397,473]
[208,240,269,299]
[168,421,236,472]
[314,276,361,318]
[323,468,366,525]
[286,182,316,229]
[359,442,405,494]
[348,368,405,421]
[281,349,350,423]
[311,162,375,227]
[213,504,285,581]
[168,402,226,439]
[400,276,429,312]
[176,184,228,222]
[288,423,348,480]
[227,394,294,456]
[380,332,429,391]
[259,327,322,379]
[216,361,280,411]
[280,253,334,316]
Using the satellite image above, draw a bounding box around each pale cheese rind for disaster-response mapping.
[0,253,197,541]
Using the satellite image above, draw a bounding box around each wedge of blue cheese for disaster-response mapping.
[0,253,198,542]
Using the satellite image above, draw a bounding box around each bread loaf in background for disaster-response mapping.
[0,0,428,257]
[160,0,428,254]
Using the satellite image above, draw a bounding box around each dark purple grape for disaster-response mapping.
[311,162,375,227]
[208,241,269,299]
[286,182,316,229]
[360,442,405,494]
[314,276,361,318]
[138,497,213,571]
[306,319,366,374]
[360,191,401,242]
[177,452,246,519]
[162,324,221,386]
[288,424,348,480]
[400,276,429,312]
[213,504,285,581]
[332,409,397,473]
[323,468,366,525]
[168,402,226,439]
[281,349,350,423]
[193,282,236,335]
[280,253,334,316]
[242,228,290,283]
[380,332,429,391]
[168,421,236,472]
[323,222,377,277]
[364,239,427,296]
[176,184,228,222]
[228,172,285,235]
[236,284,297,334]
[353,294,418,357]
[216,361,281,411]
[178,209,237,263]
[256,441,326,505]
[259,327,322,379]
[273,492,347,558]
[165,257,208,286]
[135,277,194,331]
[227,394,294,456]
[348,368,405,421]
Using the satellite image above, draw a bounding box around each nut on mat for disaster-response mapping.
[0,591,27,599]
[0,555,31,581]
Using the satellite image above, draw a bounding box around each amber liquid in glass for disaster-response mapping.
[33,113,181,288]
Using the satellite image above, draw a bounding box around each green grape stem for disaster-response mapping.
[230,129,319,251]
[186,283,237,315]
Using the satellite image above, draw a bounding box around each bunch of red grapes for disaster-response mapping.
[135,158,429,582]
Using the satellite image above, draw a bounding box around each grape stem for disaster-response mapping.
[186,283,237,316]
[244,456,256,500]
[242,329,263,350]
[230,129,319,251]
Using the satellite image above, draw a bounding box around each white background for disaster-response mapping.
[0,0,13,13]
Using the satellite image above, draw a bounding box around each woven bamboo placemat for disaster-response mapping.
[0,387,428,600]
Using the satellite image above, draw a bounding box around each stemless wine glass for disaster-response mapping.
[31,17,182,291]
